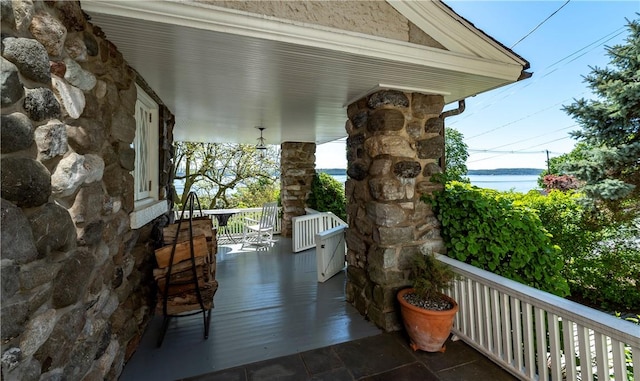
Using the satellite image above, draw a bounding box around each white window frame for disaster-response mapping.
[129,84,167,229]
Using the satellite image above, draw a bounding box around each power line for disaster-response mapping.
[464,98,580,140]
[510,0,571,48]
[467,136,572,163]
[449,26,625,126]
[468,149,563,154]
[480,124,578,151]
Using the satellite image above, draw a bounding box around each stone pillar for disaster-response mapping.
[280,142,316,237]
[344,90,447,331]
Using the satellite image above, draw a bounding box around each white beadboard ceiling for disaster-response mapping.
[82,0,528,146]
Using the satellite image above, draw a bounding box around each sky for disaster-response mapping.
[316,0,639,170]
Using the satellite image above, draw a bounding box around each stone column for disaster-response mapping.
[280,142,316,237]
[344,90,447,331]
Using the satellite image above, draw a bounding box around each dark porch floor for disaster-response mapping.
[119,237,514,381]
[183,332,516,381]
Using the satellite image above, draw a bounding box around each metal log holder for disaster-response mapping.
[157,192,212,347]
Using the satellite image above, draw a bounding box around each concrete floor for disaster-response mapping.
[119,237,514,381]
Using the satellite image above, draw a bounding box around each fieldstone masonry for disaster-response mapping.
[1,1,174,380]
[280,142,316,237]
[344,90,447,331]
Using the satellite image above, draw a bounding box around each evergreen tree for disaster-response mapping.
[562,17,640,217]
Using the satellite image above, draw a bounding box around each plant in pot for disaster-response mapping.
[397,250,458,352]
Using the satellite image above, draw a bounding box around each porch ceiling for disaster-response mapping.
[82,1,527,146]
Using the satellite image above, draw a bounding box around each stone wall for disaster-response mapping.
[1,1,174,380]
[280,142,316,237]
[344,90,446,331]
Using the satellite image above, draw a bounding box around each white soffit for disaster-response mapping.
[83,0,524,81]
[81,0,527,145]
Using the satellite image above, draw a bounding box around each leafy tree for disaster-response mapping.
[229,178,280,208]
[444,127,469,182]
[562,18,640,217]
[308,172,347,221]
[173,142,280,209]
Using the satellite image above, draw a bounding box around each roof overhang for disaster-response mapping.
[82,0,529,145]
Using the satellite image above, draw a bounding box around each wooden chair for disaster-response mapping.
[240,202,278,249]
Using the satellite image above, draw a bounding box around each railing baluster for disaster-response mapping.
[501,293,512,363]
[561,318,577,381]
[483,285,492,352]
[474,281,484,346]
[548,313,562,380]
[453,280,463,333]
[522,302,536,379]
[469,280,478,342]
[511,297,523,371]
[534,307,548,381]
[610,339,625,380]
[594,332,609,379]
[491,288,502,357]
[466,278,475,340]
[576,324,593,381]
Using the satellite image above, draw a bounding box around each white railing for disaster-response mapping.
[291,211,347,253]
[174,207,282,243]
[315,225,347,282]
[437,254,640,381]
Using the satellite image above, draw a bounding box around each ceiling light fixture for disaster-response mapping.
[255,126,267,151]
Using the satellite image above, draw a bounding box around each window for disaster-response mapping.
[129,84,167,229]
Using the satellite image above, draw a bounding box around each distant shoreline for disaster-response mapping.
[317,168,544,176]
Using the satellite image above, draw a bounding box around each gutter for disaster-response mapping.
[440,99,466,120]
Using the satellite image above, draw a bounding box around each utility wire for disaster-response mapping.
[480,124,578,151]
[449,26,624,126]
[510,0,571,48]
[464,98,581,140]
[468,136,572,163]
[469,149,563,154]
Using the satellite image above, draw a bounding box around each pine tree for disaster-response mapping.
[562,17,640,217]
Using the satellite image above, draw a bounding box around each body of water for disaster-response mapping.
[175,174,540,196]
[330,174,540,193]
[467,175,540,193]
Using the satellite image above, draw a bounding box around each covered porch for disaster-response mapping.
[120,236,513,381]
[126,210,639,380]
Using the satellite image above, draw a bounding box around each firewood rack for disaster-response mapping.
[155,192,217,347]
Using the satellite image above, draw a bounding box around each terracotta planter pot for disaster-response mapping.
[397,287,459,352]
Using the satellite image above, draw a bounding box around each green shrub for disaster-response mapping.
[505,190,639,312]
[427,182,569,297]
[570,226,640,312]
[505,190,603,279]
[308,172,347,221]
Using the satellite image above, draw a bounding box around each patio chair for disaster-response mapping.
[240,202,278,249]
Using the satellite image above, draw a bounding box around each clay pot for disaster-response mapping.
[397,287,459,352]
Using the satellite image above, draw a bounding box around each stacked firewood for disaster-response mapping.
[153,217,218,315]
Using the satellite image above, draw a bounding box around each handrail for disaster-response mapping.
[437,255,640,344]
[175,207,282,242]
[291,211,347,253]
[437,254,639,381]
